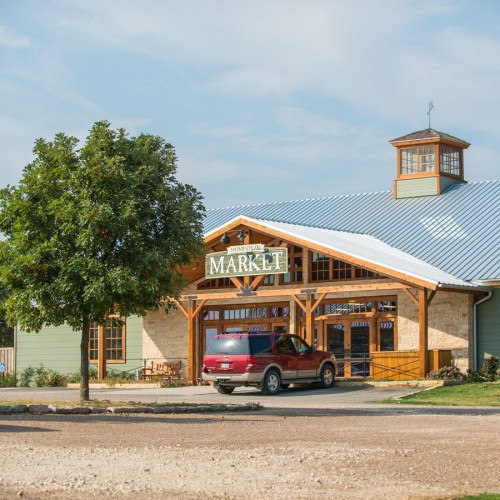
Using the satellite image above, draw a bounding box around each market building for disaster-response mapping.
[14,129,500,382]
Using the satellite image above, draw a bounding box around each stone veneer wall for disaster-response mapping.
[397,290,474,371]
[142,308,188,378]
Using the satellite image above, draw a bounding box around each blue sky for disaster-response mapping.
[1,0,499,208]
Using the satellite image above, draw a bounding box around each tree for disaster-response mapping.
[0,121,205,400]
[0,261,14,348]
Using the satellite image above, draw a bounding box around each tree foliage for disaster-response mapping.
[0,262,13,348]
[0,121,205,398]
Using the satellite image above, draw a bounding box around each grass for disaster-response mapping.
[385,382,500,406]
[459,494,500,499]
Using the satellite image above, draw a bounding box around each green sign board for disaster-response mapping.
[205,244,288,279]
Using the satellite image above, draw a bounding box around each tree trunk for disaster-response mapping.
[80,316,90,401]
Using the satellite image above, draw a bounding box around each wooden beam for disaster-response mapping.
[249,274,266,291]
[312,292,327,312]
[229,277,243,289]
[402,287,419,307]
[427,290,437,306]
[291,294,307,313]
[172,299,188,318]
[419,289,429,378]
[193,299,207,318]
[183,281,412,301]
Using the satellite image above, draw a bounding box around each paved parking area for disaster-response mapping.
[0,383,423,409]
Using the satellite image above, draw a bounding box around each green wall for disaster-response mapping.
[16,315,144,377]
[477,288,500,368]
[395,177,438,198]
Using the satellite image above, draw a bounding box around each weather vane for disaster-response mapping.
[427,100,434,129]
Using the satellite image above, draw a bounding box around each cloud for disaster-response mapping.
[0,25,31,48]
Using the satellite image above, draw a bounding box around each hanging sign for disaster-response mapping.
[205,246,288,278]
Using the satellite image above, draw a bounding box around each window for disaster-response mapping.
[311,252,330,280]
[89,317,126,363]
[440,145,461,176]
[400,146,435,174]
[311,252,377,282]
[198,277,233,289]
[282,246,303,284]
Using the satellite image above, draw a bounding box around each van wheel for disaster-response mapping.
[214,383,235,395]
[319,364,335,388]
[261,369,281,395]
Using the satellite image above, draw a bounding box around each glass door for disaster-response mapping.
[379,320,395,351]
[326,323,345,376]
[350,321,370,376]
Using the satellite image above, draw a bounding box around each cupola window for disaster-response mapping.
[439,145,461,176]
[400,146,435,174]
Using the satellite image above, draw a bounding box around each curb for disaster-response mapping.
[0,402,261,415]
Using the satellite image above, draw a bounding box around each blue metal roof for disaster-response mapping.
[204,180,500,282]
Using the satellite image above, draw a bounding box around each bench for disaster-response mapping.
[141,360,183,382]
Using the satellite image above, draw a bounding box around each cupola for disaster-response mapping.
[390,129,470,199]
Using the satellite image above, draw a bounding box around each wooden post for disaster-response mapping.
[187,297,196,385]
[176,296,207,385]
[369,317,377,377]
[98,323,106,380]
[419,288,428,378]
[304,290,315,346]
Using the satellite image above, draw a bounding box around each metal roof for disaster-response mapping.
[206,217,478,289]
[204,180,500,283]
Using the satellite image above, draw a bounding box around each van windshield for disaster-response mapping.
[206,336,272,355]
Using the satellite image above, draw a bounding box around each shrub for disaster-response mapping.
[106,369,135,381]
[427,365,465,381]
[482,355,499,382]
[465,369,490,383]
[18,365,68,387]
[18,366,35,387]
[0,372,17,387]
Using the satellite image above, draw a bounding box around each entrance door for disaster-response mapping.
[350,321,370,376]
[326,323,345,376]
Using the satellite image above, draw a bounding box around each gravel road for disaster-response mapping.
[1,400,499,499]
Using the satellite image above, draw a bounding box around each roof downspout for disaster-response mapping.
[473,292,492,370]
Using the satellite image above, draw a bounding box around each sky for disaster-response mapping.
[1,0,500,209]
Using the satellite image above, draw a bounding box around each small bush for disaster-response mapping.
[18,365,68,387]
[18,366,35,387]
[0,372,17,387]
[482,355,499,382]
[106,369,135,381]
[465,369,490,383]
[427,365,465,381]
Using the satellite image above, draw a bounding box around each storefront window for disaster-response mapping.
[89,317,125,363]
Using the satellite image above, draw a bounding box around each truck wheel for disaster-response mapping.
[319,364,335,389]
[214,383,235,394]
[261,369,281,395]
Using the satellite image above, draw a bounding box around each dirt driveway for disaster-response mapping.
[0,385,499,499]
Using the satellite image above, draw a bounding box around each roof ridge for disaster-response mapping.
[206,189,392,212]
